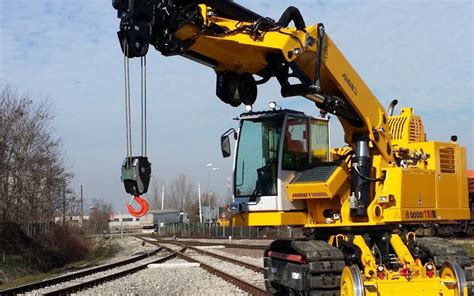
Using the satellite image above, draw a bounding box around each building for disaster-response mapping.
[108,212,154,233]
[108,210,190,233]
[153,209,189,225]
[54,215,89,225]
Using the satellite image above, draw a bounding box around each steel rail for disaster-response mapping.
[187,244,264,273]
[163,235,278,240]
[141,238,264,273]
[140,236,267,250]
[157,243,267,296]
[43,248,182,296]
[0,246,177,296]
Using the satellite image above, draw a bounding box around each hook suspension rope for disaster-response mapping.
[123,44,148,163]
[141,56,147,157]
[123,43,132,166]
[120,42,151,217]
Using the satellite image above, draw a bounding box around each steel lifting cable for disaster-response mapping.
[122,45,149,217]
[123,43,133,166]
[123,46,147,162]
[144,56,147,157]
[140,56,147,157]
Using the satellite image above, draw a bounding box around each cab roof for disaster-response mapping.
[237,108,307,120]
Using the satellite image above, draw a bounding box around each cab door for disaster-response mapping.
[277,115,311,211]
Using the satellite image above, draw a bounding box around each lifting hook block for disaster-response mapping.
[127,195,149,217]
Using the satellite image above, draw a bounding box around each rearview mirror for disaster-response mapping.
[221,135,231,158]
[220,128,237,158]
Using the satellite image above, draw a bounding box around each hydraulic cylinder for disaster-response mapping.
[350,136,372,217]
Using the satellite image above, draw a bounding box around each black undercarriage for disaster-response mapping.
[264,230,473,295]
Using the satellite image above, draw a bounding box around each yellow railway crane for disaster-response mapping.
[112,1,472,295]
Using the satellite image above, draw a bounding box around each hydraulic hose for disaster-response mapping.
[276,6,306,31]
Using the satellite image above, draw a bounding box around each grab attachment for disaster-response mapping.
[127,195,149,217]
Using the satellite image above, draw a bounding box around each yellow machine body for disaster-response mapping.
[170,5,472,294]
[158,5,469,230]
[233,107,469,228]
[114,1,470,227]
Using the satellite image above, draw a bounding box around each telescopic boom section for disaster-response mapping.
[112,0,393,162]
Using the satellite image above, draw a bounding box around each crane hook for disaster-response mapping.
[127,195,149,217]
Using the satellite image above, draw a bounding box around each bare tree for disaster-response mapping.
[87,199,112,234]
[168,174,197,213]
[0,85,75,228]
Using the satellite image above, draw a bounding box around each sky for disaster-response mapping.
[0,0,472,212]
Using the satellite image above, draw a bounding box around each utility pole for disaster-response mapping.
[62,181,66,226]
[206,163,213,237]
[205,163,221,237]
[119,211,123,238]
[80,184,84,225]
[211,167,220,224]
[198,183,202,223]
[208,192,211,237]
[161,185,165,210]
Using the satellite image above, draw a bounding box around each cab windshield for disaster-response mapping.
[234,116,283,197]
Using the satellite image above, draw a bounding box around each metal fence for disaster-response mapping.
[22,222,51,238]
[154,222,304,239]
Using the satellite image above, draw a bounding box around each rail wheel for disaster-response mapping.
[340,265,364,296]
[413,237,472,294]
[440,261,469,296]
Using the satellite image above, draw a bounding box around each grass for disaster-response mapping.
[0,237,122,290]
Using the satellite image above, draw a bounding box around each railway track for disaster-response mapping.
[141,238,264,273]
[0,246,181,296]
[3,235,468,295]
[3,238,266,296]
[165,235,280,240]
[142,236,267,250]
[144,239,267,296]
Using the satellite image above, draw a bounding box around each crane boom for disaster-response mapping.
[113,0,393,162]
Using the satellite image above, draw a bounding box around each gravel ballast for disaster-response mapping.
[202,247,264,267]
[185,250,265,289]
[78,258,248,296]
[22,250,170,296]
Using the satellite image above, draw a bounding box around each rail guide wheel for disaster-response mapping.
[341,265,364,296]
[440,261,469,296]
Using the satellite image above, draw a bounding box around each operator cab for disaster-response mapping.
[221,108,329,213]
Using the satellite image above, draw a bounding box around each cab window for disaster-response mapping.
[235,117,282,197]
[282,117,309,170]
[310,119,329,162]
